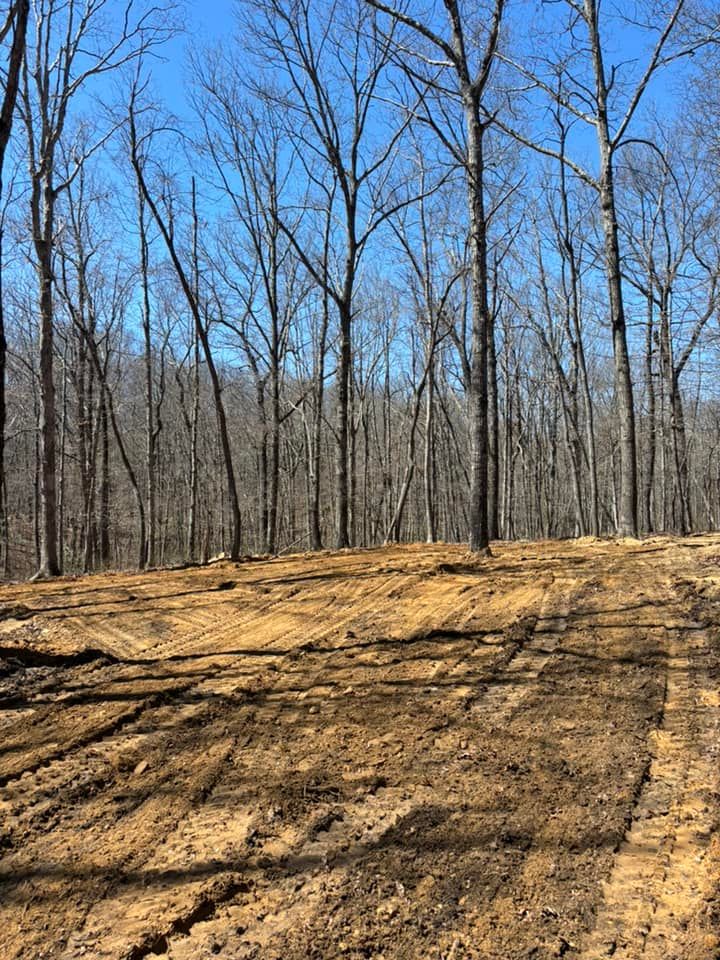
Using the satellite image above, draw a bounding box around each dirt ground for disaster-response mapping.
[1,537,719,960]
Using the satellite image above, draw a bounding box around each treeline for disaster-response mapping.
[1,0,719,578]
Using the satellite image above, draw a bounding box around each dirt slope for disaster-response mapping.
[0,538,718,960]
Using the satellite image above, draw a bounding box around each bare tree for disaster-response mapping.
[247,0,415,549]
[128,76,242,560]
[367,0,506,553]
[0,0,29,571]
[621,138,720,533]
[385,159,460,543]
[194,76,301,554]
[18,0,171,577]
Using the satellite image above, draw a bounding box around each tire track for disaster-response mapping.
[577,617,720,959]
[0,621,284,791]
[59,779,256,959]
[0,689,174,788]
[0,638,293,830]
[0,734,237,960]
[467,575,577,724]
[151,782,433,959]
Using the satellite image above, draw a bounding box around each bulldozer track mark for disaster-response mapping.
[578,609,720,958]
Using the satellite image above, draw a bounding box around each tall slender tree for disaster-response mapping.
[367,0,506,553]
[0,0,29,570]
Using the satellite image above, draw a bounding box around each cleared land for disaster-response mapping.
[0,537,719,960]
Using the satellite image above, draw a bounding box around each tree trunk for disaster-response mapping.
[586,0,638,536]
[643,289,656,533]
[132,150,242,560]
[99,395,110,567]
[33,180,60,577]
[266,356,280,554]
[423,364,436,542]
[139,199,154,568]
[487,308,499,540]
[335,302,352,548]
[0,0,30,568]
[188,336,200,561]
[599,163,638,536]
[466,98,490,554]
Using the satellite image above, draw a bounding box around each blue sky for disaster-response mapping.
[151,0,237,112]
[145,0,696,173]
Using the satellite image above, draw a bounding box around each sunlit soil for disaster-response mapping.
[0,537,719,959]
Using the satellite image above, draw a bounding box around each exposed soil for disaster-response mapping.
[0,537,719,960]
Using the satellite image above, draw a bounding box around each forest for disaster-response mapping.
[1,0,719,578]
[3,3,720,956]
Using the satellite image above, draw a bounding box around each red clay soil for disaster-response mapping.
[0,537,718,959]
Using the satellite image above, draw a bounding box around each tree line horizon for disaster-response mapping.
[0,0,719,579]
